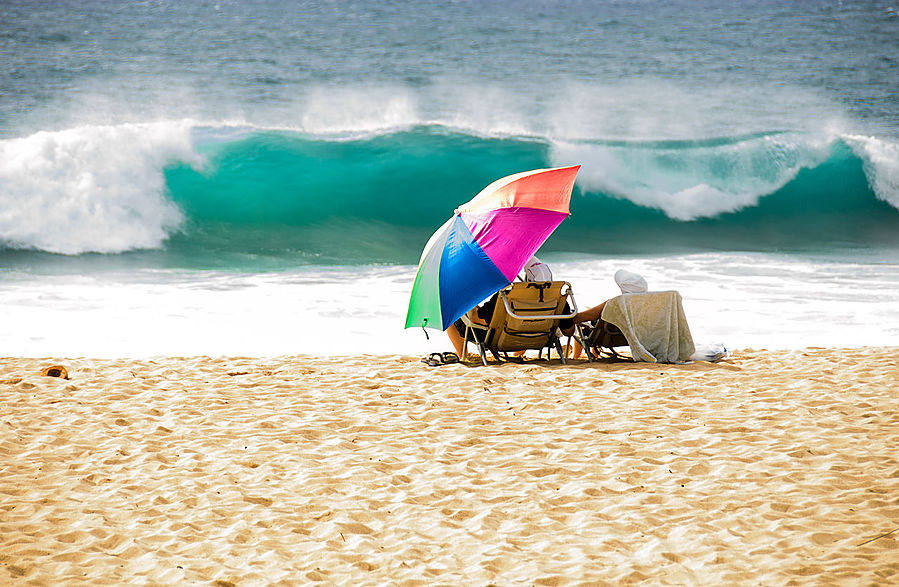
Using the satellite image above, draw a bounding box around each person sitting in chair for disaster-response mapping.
[560,269,648,358]
[447,262,649,360]
[446,256,559,359]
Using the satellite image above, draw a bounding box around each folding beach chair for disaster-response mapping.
[578,291,695,363]
[461,281,583,366]
[579,318,630,360]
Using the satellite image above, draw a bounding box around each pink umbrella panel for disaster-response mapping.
[405,165,580,331]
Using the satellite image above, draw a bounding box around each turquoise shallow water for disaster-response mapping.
[1,1,897,353]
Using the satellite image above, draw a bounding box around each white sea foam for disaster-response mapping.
[1,253,897,357]
[541,80,851,141]
[844,134,899,209]
[282,79,852,142]
[22,78,844,144]
[549,133,835,220]
[551,254,899,351]
[0,121,202,254]
[297,85,421,135]
[275,81,535,139]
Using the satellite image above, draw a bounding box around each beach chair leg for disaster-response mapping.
[574,326,593,362]
[554,340,566,365]
[477,344,489,366]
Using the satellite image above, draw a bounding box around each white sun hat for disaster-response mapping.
[614,269,648,293]
[524,256,553,282]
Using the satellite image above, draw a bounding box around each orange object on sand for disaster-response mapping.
[40,365,69,379]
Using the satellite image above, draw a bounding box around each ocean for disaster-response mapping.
[2,0,898,357]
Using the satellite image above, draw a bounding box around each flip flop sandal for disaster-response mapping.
[441,352,460,364]
[420,352,444,367]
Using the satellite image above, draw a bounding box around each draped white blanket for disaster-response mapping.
[600,291,695,363]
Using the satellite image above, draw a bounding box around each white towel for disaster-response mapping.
[600,291,695,363]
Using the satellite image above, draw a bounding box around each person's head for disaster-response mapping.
[614,269,647,294]
[524,256,553,282]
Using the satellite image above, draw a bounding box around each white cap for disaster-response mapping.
[614,269,647,293]
[524,256,553,282]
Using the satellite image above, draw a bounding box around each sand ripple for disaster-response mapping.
[1,348,897,584]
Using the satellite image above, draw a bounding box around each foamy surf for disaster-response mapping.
[0,121,199,254]
[2,253,898,357]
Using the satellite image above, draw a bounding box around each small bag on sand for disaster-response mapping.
[689,343,729,362]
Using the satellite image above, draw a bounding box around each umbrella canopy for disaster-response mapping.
[405,165,581,331]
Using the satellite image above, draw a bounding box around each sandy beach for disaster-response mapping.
[1,348,897,585]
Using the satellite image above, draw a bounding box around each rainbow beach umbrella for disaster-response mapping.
[406,165,581,331]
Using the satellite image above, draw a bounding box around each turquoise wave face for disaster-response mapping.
[157,126,899,267]
[159,127,551,266]
[165,127,550,229]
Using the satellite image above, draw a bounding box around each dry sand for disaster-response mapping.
[1,348,897,585]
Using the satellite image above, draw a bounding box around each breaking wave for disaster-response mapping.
[1,121,897,264]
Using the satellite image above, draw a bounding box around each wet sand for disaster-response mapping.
[1,348,898,585]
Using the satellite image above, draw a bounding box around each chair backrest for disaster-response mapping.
[485,281,572,352]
